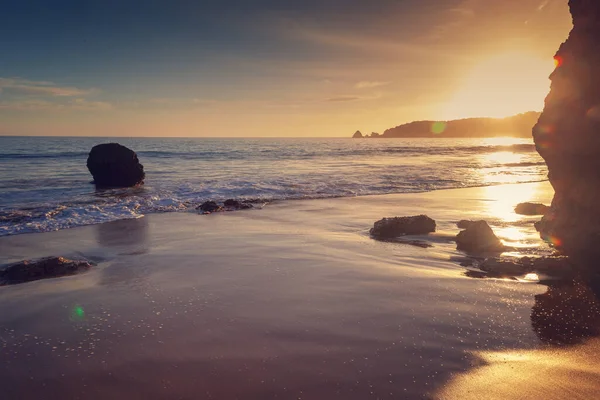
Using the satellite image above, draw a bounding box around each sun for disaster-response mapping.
[440,52,555,120]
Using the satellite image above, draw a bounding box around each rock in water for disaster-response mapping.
[197,201,222,213]
[0,256,93,286]
[87,143,145,187]
[456,220,476,229]
[455,220,505,254]
[370,215,436,239]
[515,202,549,216]
[533,0,600,258]
[223,199,253,210]
[352,130,363,138]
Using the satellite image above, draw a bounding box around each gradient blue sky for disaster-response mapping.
[1,0,571,136]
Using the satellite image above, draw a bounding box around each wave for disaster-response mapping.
[503,161,547,167]
[0,177,549,237]
[0,143,537,163]
[0,151,88,160]
[380,143,535,156]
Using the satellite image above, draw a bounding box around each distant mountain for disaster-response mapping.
[354,112,541,138]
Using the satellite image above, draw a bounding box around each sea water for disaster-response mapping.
[0,136,547,236]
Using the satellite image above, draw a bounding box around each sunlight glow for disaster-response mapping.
[523,273,540,281]
[479,137,525,147]
[482,183,540,222]
[483,151,524,166]
[441,52,555,119]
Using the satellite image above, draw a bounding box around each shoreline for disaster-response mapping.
[4,180,598,399]
[0,178,550,240]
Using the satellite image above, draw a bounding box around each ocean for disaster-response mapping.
[0,136,547,236]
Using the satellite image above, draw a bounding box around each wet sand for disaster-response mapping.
[2,182,600,399]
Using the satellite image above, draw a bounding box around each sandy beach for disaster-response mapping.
[2,181,599,399]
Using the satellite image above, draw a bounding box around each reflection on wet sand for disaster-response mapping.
[95,217,151,286]
[532,278,600,345]
[438,277,600,399]
[95,216,149,250]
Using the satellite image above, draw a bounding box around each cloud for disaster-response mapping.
[427,0,480,41]
[145,97,218,108]
[0,99,56,111]
[0,78,94,97]
[0,77,110,112]
[323,93,382,102]
[324,96,361,102]
[448,8,476,17]
[71,98,113,110]
[0,98,112,111]
[355,81,390,89]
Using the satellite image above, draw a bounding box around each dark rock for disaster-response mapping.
[531,256,574,278]
[456,220,476,229]
[0,256,93,286]
[370,215,436,239]
[479,258,533,277]
[515,202,549,216]
[224,199,253,210]
[476,256,574,279]
[197,201,222,213]
[352,130,363,138]
[86,143,145,187]
[532,0,600,259]
[455,220,506,254]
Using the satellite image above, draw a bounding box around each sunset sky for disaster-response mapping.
[1,0,572,137]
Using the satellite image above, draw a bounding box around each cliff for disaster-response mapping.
[533,0,600,260]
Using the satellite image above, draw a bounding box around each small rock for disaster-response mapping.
[475,256,574,279]
[515,202,549,216]
[0,256,93,286]
[197,201,222,213]
[370,215,436,240]
[455,220,506,254]
[457,220,476,229]
[479,258,532,277]
[224,199,253,210]
[531,256,573,278]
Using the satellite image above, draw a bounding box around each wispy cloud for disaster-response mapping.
[355,81,390,89]
[0,77,111,112]
[323,93,382,103]
[0,98,112,111]
[0,78,94,97]
[428,0,480,41]
[71,98,113,110]
[324,96,361,102]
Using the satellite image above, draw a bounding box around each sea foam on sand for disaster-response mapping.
[1,182,598,399]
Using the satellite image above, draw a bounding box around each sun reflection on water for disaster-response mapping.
[483,151,524,166]
[479,137,527,147]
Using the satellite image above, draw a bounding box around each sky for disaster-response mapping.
[0,0,572,137]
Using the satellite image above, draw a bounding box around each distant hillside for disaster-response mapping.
[355,112,541,138]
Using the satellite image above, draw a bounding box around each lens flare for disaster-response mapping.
[71,305,85,320]
[431,121,446,134]
[548,235,562,247]
[554,55,563,68]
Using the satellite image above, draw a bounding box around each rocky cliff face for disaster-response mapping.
[533,0,600,259]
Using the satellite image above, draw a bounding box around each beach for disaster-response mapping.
[3,181,598,399]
